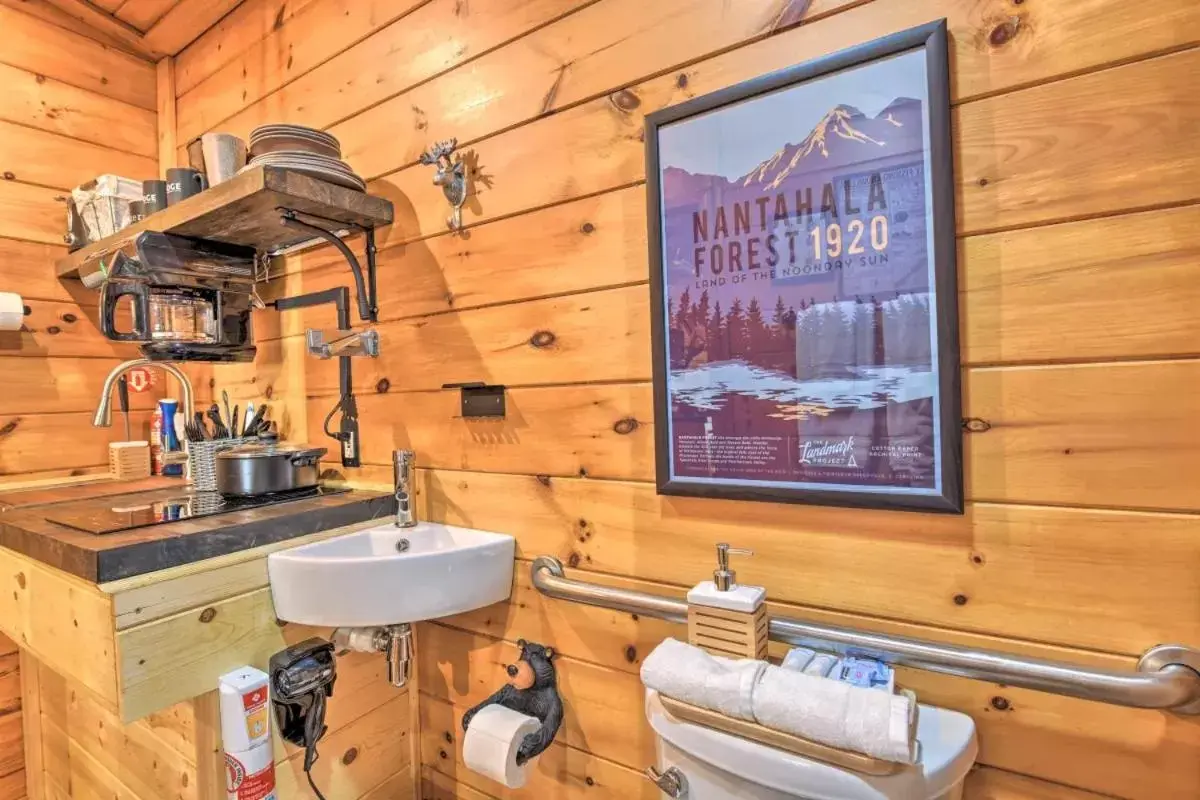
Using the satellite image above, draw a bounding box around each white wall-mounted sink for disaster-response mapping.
[267,521,515,627]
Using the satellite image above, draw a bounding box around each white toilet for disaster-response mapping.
[646,691,978,800]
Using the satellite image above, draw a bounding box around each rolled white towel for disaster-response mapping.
[640,638,766,721]
[751,664,917,764]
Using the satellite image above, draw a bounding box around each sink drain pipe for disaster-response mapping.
[333,624,413,688]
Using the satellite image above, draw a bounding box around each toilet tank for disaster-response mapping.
[646,691,977,800]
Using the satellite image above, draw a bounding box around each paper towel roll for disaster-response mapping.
[0,293,24,331]
[462,705,541,788]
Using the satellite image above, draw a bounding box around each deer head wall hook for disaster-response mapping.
[419,138,469,231]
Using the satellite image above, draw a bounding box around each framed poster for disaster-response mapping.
[646,21,963,513]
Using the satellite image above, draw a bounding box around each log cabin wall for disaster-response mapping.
[0,4,162,483]
[0,8,160,799]
[174,0,1200,798]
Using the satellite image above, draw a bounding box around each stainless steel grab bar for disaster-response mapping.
[531,556,1200,715]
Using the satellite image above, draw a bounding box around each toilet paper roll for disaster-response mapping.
[462,705,541,789]
[0,293,24,332]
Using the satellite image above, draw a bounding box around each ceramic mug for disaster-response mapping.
[165,168,208,205]
[142,180,168,214]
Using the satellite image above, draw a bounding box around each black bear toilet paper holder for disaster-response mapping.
[462,639,564,765]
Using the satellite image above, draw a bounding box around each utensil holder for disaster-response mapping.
[187,437,253,491]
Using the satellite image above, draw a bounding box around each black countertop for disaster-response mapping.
[0,478,394,583]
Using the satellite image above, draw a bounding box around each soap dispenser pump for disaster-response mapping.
[686,543,769,660]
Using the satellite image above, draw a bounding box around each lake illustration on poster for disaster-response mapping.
[645,20,963,513]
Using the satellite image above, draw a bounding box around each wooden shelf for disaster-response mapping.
[56,166,394,277]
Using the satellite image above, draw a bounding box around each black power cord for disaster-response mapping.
[303,691,329,800]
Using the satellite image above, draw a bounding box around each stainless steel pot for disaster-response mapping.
[214,443,327,497]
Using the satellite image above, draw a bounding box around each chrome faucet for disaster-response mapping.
[93,359,194,428]
[393,449,416,528]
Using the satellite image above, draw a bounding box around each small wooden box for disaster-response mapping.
[109,441,151,480]
[687,603,769,660]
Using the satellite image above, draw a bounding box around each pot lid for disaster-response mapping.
[216,442,326,459]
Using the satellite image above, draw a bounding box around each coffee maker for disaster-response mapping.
[99,232,257,362]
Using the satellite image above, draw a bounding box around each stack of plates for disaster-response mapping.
[244,124,366,192]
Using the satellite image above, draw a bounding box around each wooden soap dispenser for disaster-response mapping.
[687,543,768,660]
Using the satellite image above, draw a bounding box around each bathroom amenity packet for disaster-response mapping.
[834,656,895,692]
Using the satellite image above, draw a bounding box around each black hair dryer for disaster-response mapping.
[270,638,337,772]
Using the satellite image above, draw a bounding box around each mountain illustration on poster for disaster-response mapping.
[646,25,962,513]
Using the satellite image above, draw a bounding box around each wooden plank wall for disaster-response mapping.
[174,0,1200,798]
[0,9,159,800]
[0,4,162,484]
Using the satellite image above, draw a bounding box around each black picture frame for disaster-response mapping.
[645,20,963,514]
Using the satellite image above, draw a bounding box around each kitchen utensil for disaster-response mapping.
[207,405,229,439]
[249,124,340,153]
[142,180,168,214]
[194,411,209,440]
[118,376,131,442]
[186,136,207,174]
[100,282,219,343]
[243,402,255,436]
[243,404,268,437]
[166,168,207,205]
[230,405,240,441]
[222,390,232,433]
[215,443,328,497]
[201,133,247,186]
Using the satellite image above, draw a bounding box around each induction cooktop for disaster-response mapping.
[42,485,349,535]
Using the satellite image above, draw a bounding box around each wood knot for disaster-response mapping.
[61,313,77,323]
[970,552,986,566]
[34,74,45,84]
[46,326,62,335]
[676,73,689,89]
[529,330,556,348]
[567,552,581,568]
[952,594,969,607]
[443,731,453,744]
[264,385,274,400]
[0,419,20,437]
[989,16,1021,47]
[15,573,25,590]
[341,747,358,765]
[612,417,639,435]
[535,474,551,487]
[199,607,217,623]
[375,377,391,393]
[609,88,641,112]
[580,222,595,234]
[990,696,1011,711]
[624,645,637,663]
[1,172,13,181]
[962,418,991,433]
[438,749,448,760]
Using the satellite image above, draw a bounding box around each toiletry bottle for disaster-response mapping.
[686,543,769,660]
[150,404,163,475]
